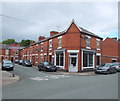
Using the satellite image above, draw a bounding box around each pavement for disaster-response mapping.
[1,70,19,86]
[33,66,97,76]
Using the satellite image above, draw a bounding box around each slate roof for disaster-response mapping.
[0,44,24,49]
[79,27,103,39]
[28,20,103,47]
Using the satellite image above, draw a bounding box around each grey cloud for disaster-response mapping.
[2,2,118,42]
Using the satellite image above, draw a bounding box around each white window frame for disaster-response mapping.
[58,36,62,49]
[49,39,52,50]
[54,51,65,69]
[6,50,9,55]
[86,36,91,49]
[96,39,100,50]
[82,50,95,70]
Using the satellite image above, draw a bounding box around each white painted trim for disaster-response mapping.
[49,53,52,55]
[49,48,52,50]
[0,55,4,56]
[44,53,47,55]
[57,47,62,49]
[58,36,62,39]
[32,54,35,56]
[96,38,100,41]
[86,35,91,38]
[67,50,79,53]
[111,58,117,60]
[40,54,43,56]
[97,48,100,50]
[86,47,91,49]
[82,50,95,70]
[96,53,101,56]
[68,53,78,72]
[63,51,65,69]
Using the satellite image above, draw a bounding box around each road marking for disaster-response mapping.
[30,77,49,81]
[30,75,70,81]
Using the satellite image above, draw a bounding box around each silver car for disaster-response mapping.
[95,63,117,74]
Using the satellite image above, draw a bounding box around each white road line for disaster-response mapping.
[30,75,70,81]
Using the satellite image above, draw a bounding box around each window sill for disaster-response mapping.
[49,48,52,50]
[86,47,91,49]
[97,48,100,50]
[57,47,62,49]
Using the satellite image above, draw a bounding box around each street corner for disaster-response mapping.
[46,71,98,76]
[1,70,20,86]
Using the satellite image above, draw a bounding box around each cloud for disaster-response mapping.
[2,2,118,42]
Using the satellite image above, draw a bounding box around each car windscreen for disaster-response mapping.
[44,62,49,66]
[112,63,120,66]
[4,61,12,64]
[25,60,30,63]
[100,63,112,67]
[20,60,23,62]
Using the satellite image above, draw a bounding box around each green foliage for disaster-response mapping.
[2,39,15,44]
[20,39,35,47]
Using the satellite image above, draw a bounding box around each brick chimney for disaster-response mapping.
[50,31,59,36]
[38,36,45,41]
[112,37,117,41]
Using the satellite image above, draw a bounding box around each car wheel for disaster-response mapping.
[44,68,47,72]
[106,69,110,74]
[114,69,117,73]
[38,68,41,71]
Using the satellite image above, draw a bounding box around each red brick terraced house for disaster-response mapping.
[0,44,24,62]
[21,20,103,72]
[102,37,120,63]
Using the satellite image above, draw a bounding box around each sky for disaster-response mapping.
[1,1,118,42]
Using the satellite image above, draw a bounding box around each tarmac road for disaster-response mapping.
[2,64,118,99]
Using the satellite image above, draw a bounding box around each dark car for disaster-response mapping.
[95,63,117,74]
[2,60,14,71]
[111,62,120,72]
[38,62,57,72]
[18,60,23,65]
[14,59,19,63]
[22,60,32,67]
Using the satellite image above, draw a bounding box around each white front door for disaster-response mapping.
[69,54,78,72]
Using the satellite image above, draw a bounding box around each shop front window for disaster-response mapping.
[83,51,94,67]
[56,51,64,66]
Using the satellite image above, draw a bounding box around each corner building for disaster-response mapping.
[21,20,103,72]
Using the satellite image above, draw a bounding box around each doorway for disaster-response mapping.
[69,53,78,72]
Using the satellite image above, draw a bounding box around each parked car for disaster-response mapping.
[38,62,57,72]
[95,63,117,74]
[22,60,32,67]
[111,62,120,72]
[2,60,14,71]
[18,60,23,65]
[14,59,19,63]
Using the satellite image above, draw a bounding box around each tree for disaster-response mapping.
[2,39,15,44]
[20,39,35,47]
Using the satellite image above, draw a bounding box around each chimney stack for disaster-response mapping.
[112,37,117,41]
[50,31,59,36]
[38,36,45,41]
